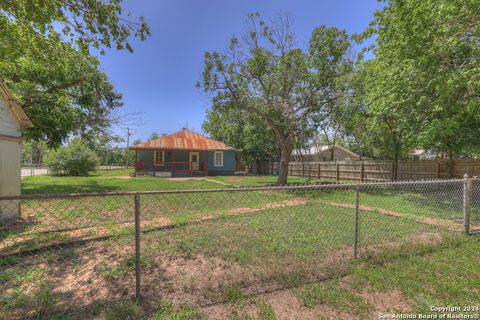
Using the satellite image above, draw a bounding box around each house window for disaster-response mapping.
[214,151,223,167]
[154,151,164,165]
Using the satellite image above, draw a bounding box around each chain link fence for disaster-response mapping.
[0,177,478,318]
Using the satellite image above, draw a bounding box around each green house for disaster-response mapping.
[130,129,236,177]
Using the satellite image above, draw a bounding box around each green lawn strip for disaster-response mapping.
[141,189,295,225]
[299,186,464,222]
[8,182,450,269]
[21,175,228,194]
[2,190,298,256]
[257,302,276,320]
[296,280,371,316]
[349,234,480,313]
[150,299,206,320]
[143,202,440,288]
[207,175,322,187]
[94,168,133,177]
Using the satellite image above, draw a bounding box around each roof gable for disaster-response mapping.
[293,145,360,158]
[130,129,234,151]
[0,80,33,128]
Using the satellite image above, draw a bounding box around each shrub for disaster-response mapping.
[46,139,99,176]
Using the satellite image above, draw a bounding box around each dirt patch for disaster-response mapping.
[320,200,462,230]
[203,288,357,320]
[360,288,413,312]
[321,200,402,217]
[409,232,443,245]
[229,198,309,215]
[2,197,309,256]
[205,178,239,187]
[0,216,172,255]
[413,217,463,231]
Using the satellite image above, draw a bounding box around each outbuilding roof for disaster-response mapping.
[0,80,34,128]
[130,129,234,151]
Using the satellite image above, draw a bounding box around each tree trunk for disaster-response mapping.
[277,144,293,185]
[448,147,454,178]
[329,147,334,161]
[394,148,399,182]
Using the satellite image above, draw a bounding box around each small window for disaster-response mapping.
[154,151,164,164]
[214,151,223,167]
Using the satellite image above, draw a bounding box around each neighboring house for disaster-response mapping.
[0,80,33,222]
[130,129,236,177]
[412,149,437,160]
[292,145,368,162]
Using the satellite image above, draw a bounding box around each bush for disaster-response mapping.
[46,139,99,176]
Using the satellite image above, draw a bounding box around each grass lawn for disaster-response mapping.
[0,171,476,319]
[21,169,226,194]
[207,175,322,187]
[21,169,321,194]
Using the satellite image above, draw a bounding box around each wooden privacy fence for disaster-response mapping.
[250,160,480,182]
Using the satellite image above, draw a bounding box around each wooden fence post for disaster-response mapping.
[436,162,440,179]
[302,162,305,177]
[336,162,340,182]
[317,163,321,179]
[360,162,364,183]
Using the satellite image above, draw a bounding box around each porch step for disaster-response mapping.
[191,171,205,177]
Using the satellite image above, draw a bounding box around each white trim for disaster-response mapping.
[214,151,223,167]
[154,150,164,165]
[189,152,200,170]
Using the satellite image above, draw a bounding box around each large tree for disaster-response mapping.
[0,0,150,146]
[198,13,351,184]
[203,101,279,165]
[359,0,480,175]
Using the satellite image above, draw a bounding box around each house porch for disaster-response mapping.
[134,149,208,177]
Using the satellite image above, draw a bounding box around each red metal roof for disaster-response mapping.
[130,129,235,151]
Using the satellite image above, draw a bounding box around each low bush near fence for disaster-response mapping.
[0,178,478,319]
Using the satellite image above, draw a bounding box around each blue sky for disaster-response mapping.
[98,0,383,145]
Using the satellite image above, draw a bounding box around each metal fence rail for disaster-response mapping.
[0,177,478,319]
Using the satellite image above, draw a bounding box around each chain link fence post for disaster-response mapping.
[134,193,141,301]
[353,185,360,258]
[463,174,472,235]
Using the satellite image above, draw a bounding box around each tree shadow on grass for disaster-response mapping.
[22,179,122,195]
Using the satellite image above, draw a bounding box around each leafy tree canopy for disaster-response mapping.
[357,0,480,161]
[198,12,352,184]
[0,0,150,147]
[202,101,279,164]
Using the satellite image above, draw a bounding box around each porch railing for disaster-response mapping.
[135,160,208,172]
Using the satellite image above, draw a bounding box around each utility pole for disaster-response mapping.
[126,127,132,168]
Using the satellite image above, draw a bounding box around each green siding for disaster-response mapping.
[136,150,235,175]
[207,151,235,174]
[138,150,153,161]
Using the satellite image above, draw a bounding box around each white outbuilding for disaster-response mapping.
[0,80,33,222]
